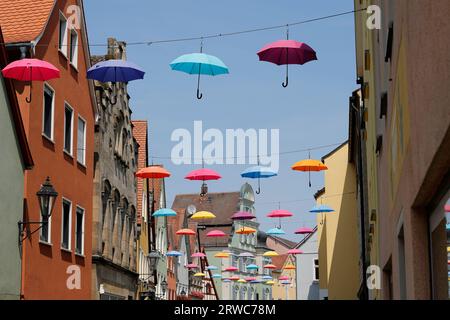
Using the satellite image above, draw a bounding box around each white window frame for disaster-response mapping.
[75,205,85,255]
[313,258,319,281]
[42,83,55,141]
[58,11,68,57]
[64,102,74,156]
[61,198,72,251]
[69,28,79,69]
[77,115,87,166]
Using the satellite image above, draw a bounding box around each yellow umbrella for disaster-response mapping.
[263,251,279,257]
[291,158,328,187]
[191,211,216,220]
[266,280,275,285]
[283,264,296,270]
[235,227,256,235]
[237,279,247,283]
[194,272,206,277]
[215,252,230,258]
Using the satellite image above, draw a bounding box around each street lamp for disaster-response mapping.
[156,279,168,299]
[148,251,160,269]
[18,177,58,244]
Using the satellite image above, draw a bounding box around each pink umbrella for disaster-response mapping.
[257,32,317,88]
[2,58,60,102]
[224,266,238,272]
[191,252,206,258]
[244,277,257,282]
[295,227,314,235]
[186,263,198,269]
[287,249,303,255]
[267,209,293,218]
[231,211,256,220]
[206,230,227,237]
[279,276,290,281]
[185,168,222,197]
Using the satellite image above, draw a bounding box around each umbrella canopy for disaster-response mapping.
[240,166,277,194]
[191,211,216,220]
[287,249,304,255]
[231,211,256,221]
[153,208,177,217]
[295,227,314,235]
[292,159,328,187]
[191,252,206,258]
[309,205,335,213]
[186,263,198,269]
[245,277,257,282]
[185,168,221,181]
[250,280,262,284]
[280,280,291,285]
[266,227,286,235]
[206,265,218,270]
[237,279,247,283]
[166,251,183,257]
[229,276,240,281]
[262,276,273,280]
[235,227,257,235]
[176,228,196,236]
[193,272,206,277]
[170,52,229,99]
[224,266,238,272]
[284,264,296,270]
[238,252,255,258]
[266,280,275,285]
[279,276,290,281]
[263,251,279,257]
[215,252,230,258]
[211,274,222,279]
[2,58,60,103]
[263,264,277,269]
[267,210,293,218]
[257,39,317,87]
[135,166,171,179]
[246,264,258,270]
[206,230,227,237]
[222,279,231,283]
[87,59,145,83]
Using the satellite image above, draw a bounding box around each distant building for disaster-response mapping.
[91,39,138,300]
[295,227,319,300]
[266,235,296,255]
[271,254,296,300]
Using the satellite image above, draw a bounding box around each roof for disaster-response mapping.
[270,254,288,271]
[321,141,349,162]
[294,226,318,249]
[0,27,33,169]
[0,0,56,43]
[172,192,241,248]
[132,120,148,224]
[267,235,297,249]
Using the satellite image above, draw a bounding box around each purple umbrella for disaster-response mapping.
[87,59,145,104]
[257,30,317,88]
[231,211,256,221]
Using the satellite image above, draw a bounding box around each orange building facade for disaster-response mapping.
[0,0,95,299]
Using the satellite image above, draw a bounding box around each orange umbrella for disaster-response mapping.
[135,166,171,179]
[283,264,296,270]
[291,158,327,187]
[235,227,256,235]
[263,264,277,269]
[176,228,196,236]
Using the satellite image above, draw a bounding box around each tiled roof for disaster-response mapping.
[132,120,148,224]
[0,0,55,43]
[267,235,297,249]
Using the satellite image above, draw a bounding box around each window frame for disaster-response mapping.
[69,27,79,69]
[75,205,85,255]
[77,115,87,166]
[63,102,74,156]
[313,258,319,281]
[58,11,68,57]
[40,205,52,245]
[61,198,72,251]
[42,83,55,142]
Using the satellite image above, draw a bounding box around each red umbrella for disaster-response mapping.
[294,227,314,235]
[176,228,196,236]
[185,168,221,196]
[287,249,303,255]
[206,230,227,237]
[2,58,60,102]
[267,209,293,218]
[135,166,171,179]
[257,30,317,88]
[224,266,238,272]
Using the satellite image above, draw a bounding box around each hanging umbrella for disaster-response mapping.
[245,277,257,282]
[212,274,222,279]
[206,265,218,270]
[238,252,255,258]
[266,227,286,236]
[193,272,206,277]
[279,276,290,281]
[153,208,177,217]
[309,204,335,213]
[166,250,183,257]
[185,168,222,197]
[246,264,258,271]
[170,48,229,99]
[231,211,256,221]
[224,266,238,272]
[237,279,247,284]
[87,59,145,105]
[222,278,231,283]
[295,227,314,235]
[191,252,206,258]
[292,159,327,187]
[186,263,198,269]
[262,276,273,280]
[263,251,279,257]
[263,264,277,270]
[2,58,60,103]
[241,165,277,194]
[266,280,275,285]
[267,209,293,229]
[229,276,240,281]
[280,280,291,285]
[176,228,196,236]
[235,227,256,235]
[206,230,227,237]
[135,166,171,179]
[287,249,303,255]
[250,280,263,284]
[215,252,230,258]
[191,211,216,220]
[284,264,296,270]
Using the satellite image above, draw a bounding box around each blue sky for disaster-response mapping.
[84,0,356,240]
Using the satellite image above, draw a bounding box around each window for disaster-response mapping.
[75,206,85,255]
[43,84,54,140]
[77,116,86,165]
[313,259,319,281]
[61,199,72,250]
[58,13,68,55]
[64,103,73,154]
[40,211,51,243]
[69,29,78,68]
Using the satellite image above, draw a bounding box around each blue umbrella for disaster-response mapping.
[309,204,335,213]
[206,265,218,270]
[87,59,145,105]
[262,276,273,280]
[211,274,222,279]
[246,264,259,270]
[280,280,291,285]
[241,165,277,194]
[153,208,177,217]
[170,48,229,99]
[166,251,183,257]
[222,279,231,283]
[250,280,262,284]
[266,227,286,235]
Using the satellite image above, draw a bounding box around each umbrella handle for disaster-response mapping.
[282,50,289,88]
[282,75,289,88]
[197,70,203,100]
[255,178,261,194]
[26,68,32,103]
[197,88,203,100]
[110,82,118,105]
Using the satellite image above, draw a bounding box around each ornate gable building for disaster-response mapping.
[91,38,138,300]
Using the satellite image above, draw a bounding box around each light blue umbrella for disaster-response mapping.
[280,280,291,285]
[266,227,286,236]
[153,208,177,217]
[212,274,222,279]
[170,51,229,99]
[246,264,259,270]
[206,265,218,270]
[222,279,231,283]
[166,250,183,257]
[241,166,277,194]
[250,280,262,284]
[238,252,254,258]
[309,204,335,213]
[262,275,273,280]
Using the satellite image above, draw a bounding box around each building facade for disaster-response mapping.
[295,228,320,300]
[91,38,138,300]
[0,0,96,299]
